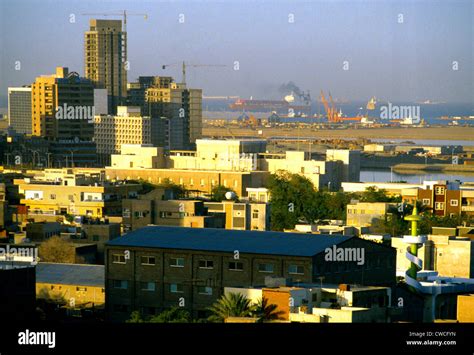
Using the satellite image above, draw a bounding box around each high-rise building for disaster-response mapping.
[84,19,127,114]
[7,87,32,134]
[94,106,151,164]
[31,67,95,141]
[146,79,202,150]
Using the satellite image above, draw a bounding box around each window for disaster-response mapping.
[228,261,244,271]
[159,211,166,218]
[422,199,430,205]
[200,179,205,187]
[112,254,126,264]
[113,304,129,313]
[258,263,274,273]
[198,260,214,269]
[450,199,458,207]
[435,202,445,211]
[170,283,183,293]
[141,256,156,266]
[169,257,185,267]
[288,265,304,275]
[112,280,128,289]
[50,194,56,200]
[76,287,87,292]
[435,186,445,195]
[197,286,212,295]
[140,282,156,291]
[68,195,74,202]
[252,209,259,219]
[92,235,99,242]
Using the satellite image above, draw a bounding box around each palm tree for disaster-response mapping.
[208,293,255,322]
[253,297,284,322]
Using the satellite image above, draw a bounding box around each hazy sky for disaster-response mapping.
[0,0,472,103]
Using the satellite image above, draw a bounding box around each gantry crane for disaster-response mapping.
[162,61,227,85]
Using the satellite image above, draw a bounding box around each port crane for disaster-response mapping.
[162,61,227,85]
[320,90,362,123]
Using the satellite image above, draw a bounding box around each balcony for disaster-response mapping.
[461,205,474,212]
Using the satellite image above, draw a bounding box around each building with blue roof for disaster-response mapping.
[105,226,396,321]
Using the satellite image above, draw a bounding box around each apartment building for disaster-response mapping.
[15,170,141,219]
[84,19,127,113]
[402,180,474,217]
[105,226,396,320]
[31,67,94,140]
[94,107,152,164]
[7,86,32,134]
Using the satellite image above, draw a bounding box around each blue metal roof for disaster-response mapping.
[107,226,352,257]
[36,263,104,287]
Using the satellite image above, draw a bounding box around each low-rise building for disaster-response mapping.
[225,282,392,323]
[15,169,142,219]
[346,202,397,232]
[204,201,270,231]
[105,226,396,321]
[36,263,105,309]
[107,140,360,193]
[457,294,474,322]
[392,234,474,278]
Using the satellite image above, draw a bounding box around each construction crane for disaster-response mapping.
[162,61,227,85]
[81,10,148,32]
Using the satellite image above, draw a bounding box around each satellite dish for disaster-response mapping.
[225,191,236,200]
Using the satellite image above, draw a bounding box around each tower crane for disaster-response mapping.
[162,61,227,85]
[81,10,148,32]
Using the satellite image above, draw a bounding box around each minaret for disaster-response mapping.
[404,204,423,292]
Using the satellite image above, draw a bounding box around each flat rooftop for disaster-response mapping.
[36,262,104,287]
[107,226,352,257]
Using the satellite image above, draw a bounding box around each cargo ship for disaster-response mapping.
[229,92,311,115]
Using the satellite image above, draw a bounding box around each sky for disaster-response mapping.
[0,0,473,103]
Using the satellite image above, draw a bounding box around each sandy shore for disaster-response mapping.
[203,126,474,141]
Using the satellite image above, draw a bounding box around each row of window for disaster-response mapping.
[112,280,212,295]
[422,198,458,208]
[112,254,304,274]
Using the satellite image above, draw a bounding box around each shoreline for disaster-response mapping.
[203,126,474,142]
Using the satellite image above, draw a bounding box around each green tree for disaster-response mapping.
[253,297,283,322]
[38,236,76,263]
[126,311,145,323]
[359,186,401,203]
[210,185,238,202]
[268,171,323,230]
[157,178,187,199]
[149,307,191,323]
[207,293,255,322]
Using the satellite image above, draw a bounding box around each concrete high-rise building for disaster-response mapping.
[94,106,151,164]
[7,87,32,134]
[127,76,202,150]
[31,67,95,141]
[84,19,127,114]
